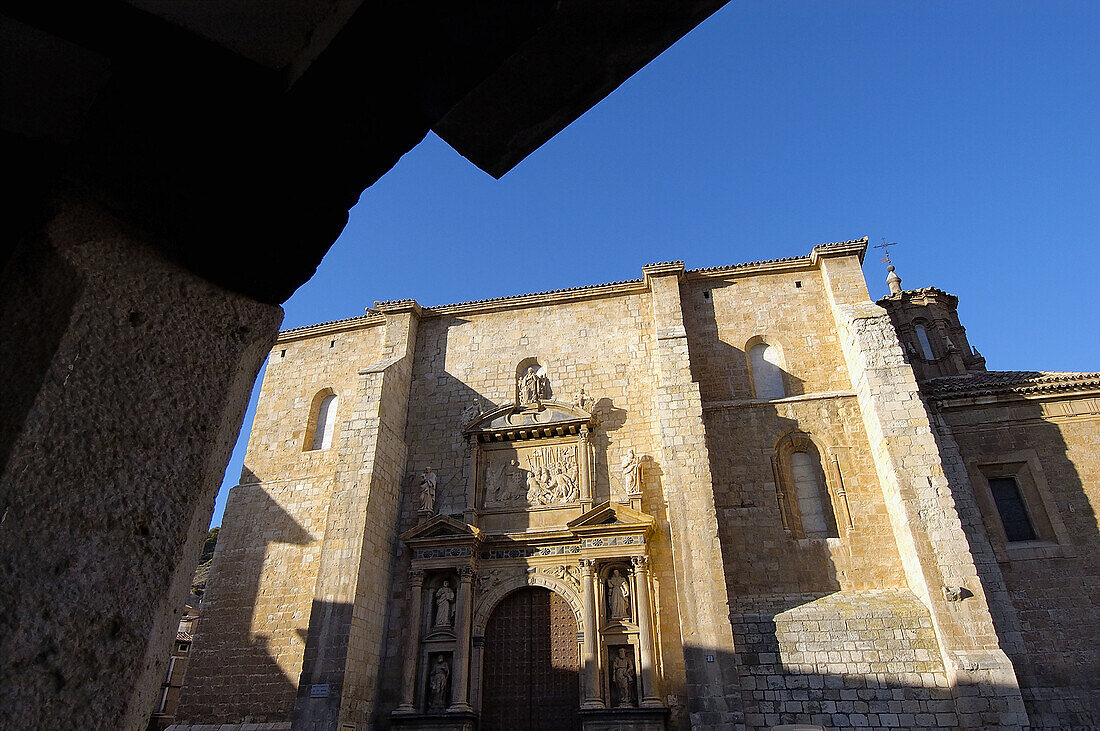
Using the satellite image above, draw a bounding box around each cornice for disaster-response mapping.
[275,238,869,337]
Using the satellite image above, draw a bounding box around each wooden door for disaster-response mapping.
[481,587,580,730]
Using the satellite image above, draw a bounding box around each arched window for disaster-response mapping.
[790,452,834,538]
[307,392,338,451]
[749,343,785,399]
[914,323,935,360]
[773,433,841,539]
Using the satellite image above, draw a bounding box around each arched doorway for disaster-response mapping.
[481,587,580,730]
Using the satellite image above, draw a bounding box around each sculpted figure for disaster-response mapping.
[572,386,591,411]
[613,648,636,707]
[488,459,525,505]
[418,468,437,513]
[518,366,541,405]
[550,465,577,503]
[434,581,455,628]
[428,655,450,710]
[607,569,631,619]
[461,396,482,425]
[621,449,642,495]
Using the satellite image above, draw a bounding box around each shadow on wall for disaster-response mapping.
[930,397,1100,729]
[685,285,805,403]
[170,476,314,726]
[687,639,1033,731]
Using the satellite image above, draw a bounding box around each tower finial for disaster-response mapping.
[886,264,902,295]
[874,238,902,295]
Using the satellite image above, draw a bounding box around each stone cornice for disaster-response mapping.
[275,240,870,340]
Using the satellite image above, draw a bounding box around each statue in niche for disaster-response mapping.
[612,648,636,708]
[433,581,455,628]
[418,468,437,514]
[428,655,451,711]
[518,366,548,407]
[621,449,642,495]
[607,569,631,620]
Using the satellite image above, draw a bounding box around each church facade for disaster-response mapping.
[171,238,1100,731]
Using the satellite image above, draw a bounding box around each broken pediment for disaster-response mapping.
[567,501,655,534]
[466,400,593,442]
[401,514,483,545]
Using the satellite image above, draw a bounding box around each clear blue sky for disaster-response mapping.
[209,1,1099,527]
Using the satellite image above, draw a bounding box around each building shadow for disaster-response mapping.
[928,395,1100,728]
[172,475,314,725]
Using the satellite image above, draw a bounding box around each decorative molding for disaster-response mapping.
[479,544,581,560]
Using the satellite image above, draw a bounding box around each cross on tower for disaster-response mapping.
[874,237,899,265]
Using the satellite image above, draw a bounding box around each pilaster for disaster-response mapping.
[642,262,744,729]
[817,253,1027,728]
[293,301,421,731]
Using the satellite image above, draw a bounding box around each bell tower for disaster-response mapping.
[876,265,987,382]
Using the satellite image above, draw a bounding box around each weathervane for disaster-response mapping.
[874,237,899,265]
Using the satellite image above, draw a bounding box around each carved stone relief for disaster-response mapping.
[483,444,579,509]
[542,564,581,593]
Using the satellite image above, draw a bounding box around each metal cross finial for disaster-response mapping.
[874,237,899,265]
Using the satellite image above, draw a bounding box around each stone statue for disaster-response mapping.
[612,648,636,707]
[607,569,631,619]
[428,655,450,710]
[418,468,437,514]
[518,366,547,407]
[433,580,455,628]
[572,386,592,411]
[461,396,482,425]
[621,449,642,495]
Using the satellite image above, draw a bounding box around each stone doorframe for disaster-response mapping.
[470,573,585,714]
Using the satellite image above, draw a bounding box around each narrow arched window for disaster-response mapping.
[749,343,785,399]
[311,394,338,450]
[914,324,935,360]
[796,450,827,536]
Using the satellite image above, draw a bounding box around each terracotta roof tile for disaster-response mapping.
[923,371,1100,398]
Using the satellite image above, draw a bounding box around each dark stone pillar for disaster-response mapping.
[0,190,282,731]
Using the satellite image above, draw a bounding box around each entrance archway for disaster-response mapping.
[481,587,580,730]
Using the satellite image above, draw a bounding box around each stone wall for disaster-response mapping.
[935,392,1100,728]
[733,591,958,730]
[177,320,384,724]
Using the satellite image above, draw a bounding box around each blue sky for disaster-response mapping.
[209,1,1099,527]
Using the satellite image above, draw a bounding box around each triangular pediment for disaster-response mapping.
[400,514,482,543]
[466,400,593,441]
[567,501,655,531]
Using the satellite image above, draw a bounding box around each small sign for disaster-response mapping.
[310,684,330,698]
[706,655,715,663]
